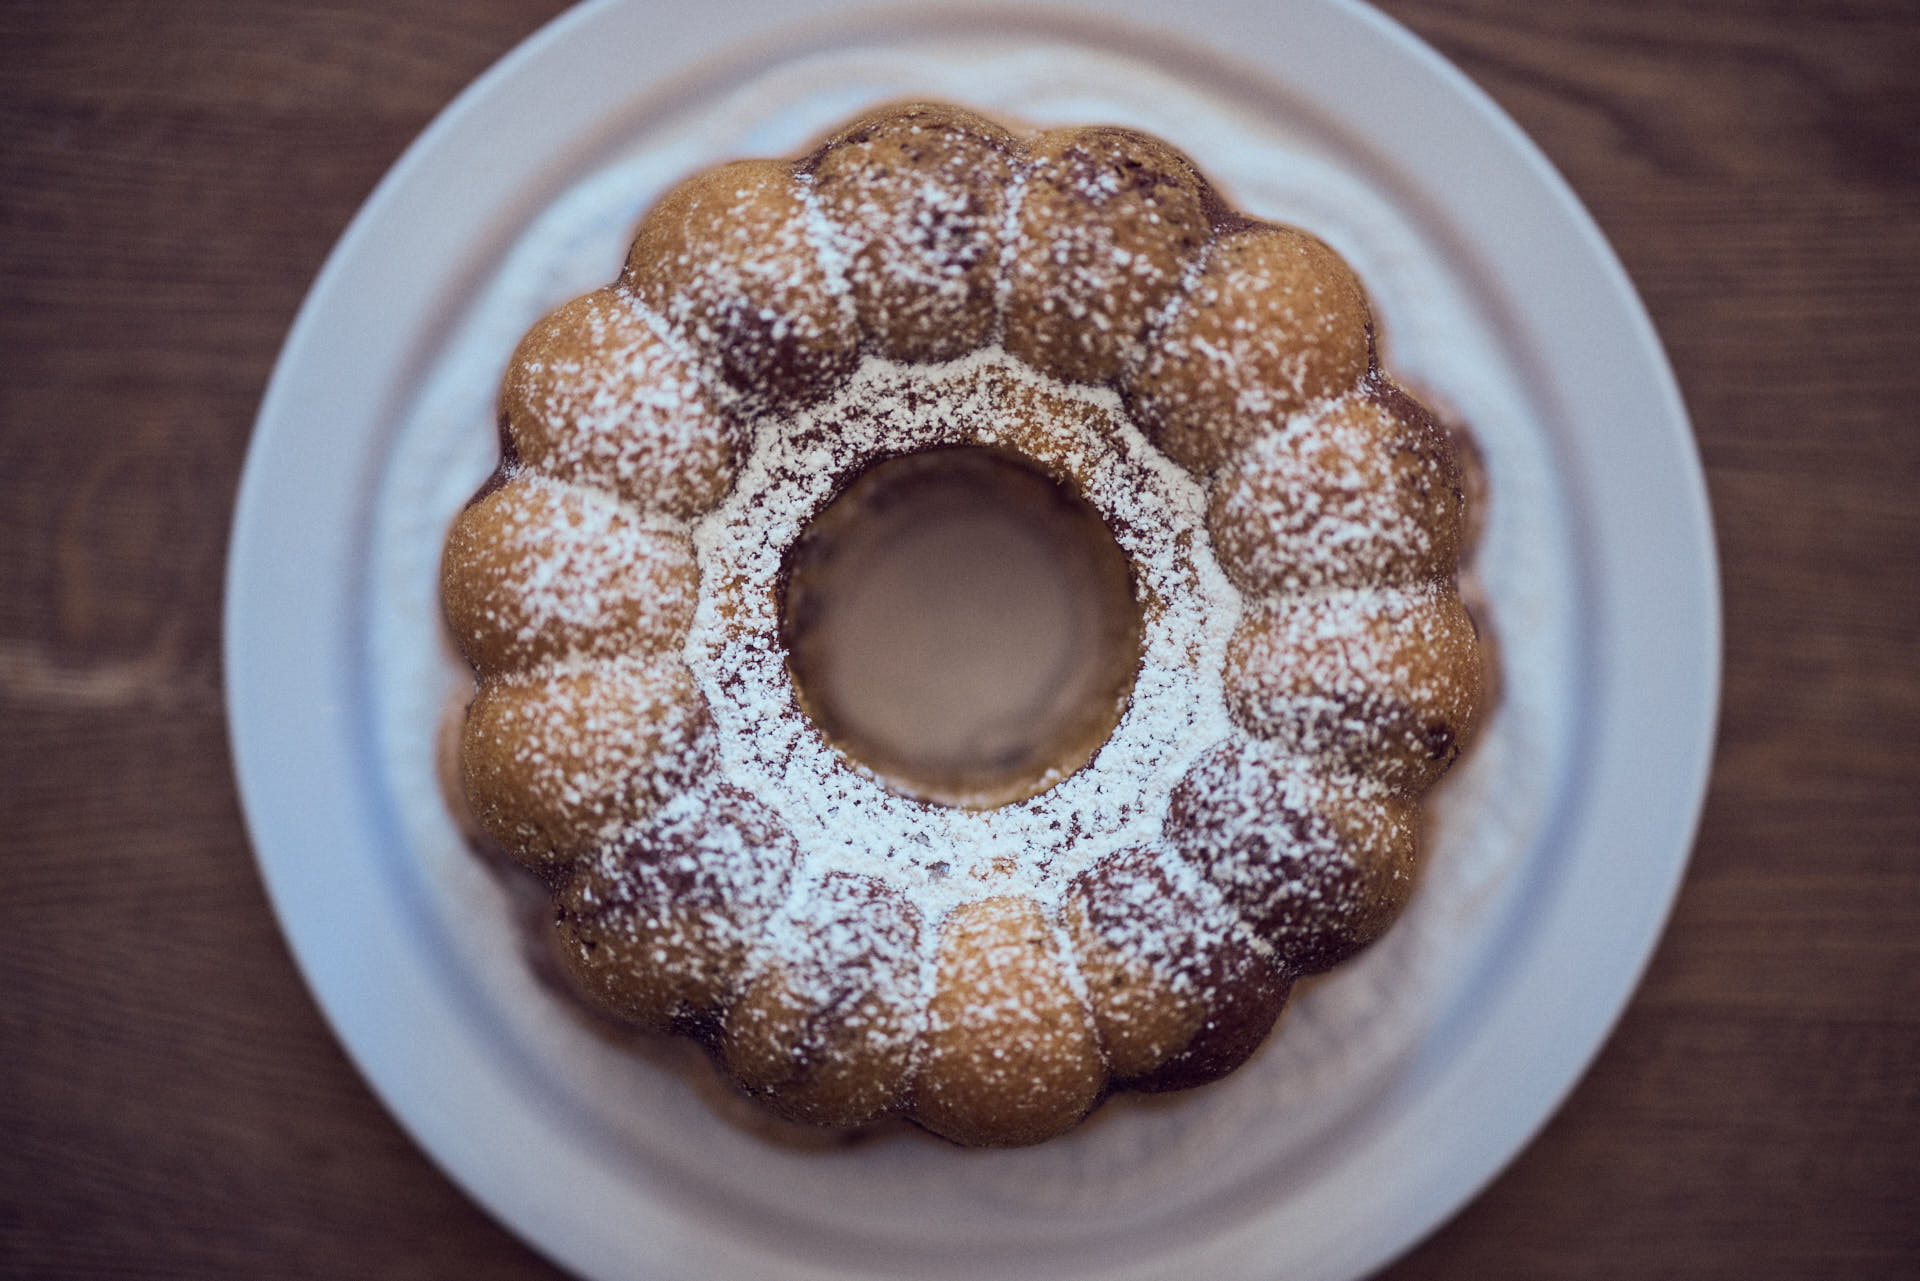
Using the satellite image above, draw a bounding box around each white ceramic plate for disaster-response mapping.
[225,2,1719,1279]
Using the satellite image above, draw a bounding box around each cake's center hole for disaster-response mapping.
[780,446,1143,810]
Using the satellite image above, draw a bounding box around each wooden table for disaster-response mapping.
[4,1,1914,1276]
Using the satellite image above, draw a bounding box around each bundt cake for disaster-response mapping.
[440,101,1486,1147]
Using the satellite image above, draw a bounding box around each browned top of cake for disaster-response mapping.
[440,101,1486,1146]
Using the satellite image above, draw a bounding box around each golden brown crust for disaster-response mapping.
[912,897,1105,1146]
[1066,854,1211,1081]
[718,874,924,1127]
[1208,388,1468,594]
[441,476,698,672]
[500,287,738,518]
[1126,223,1374,475]
[459,658,713,867]
[1004,126,1217,385]
[443,101,1491,1147]
[807,102,1021,364]
[1168,739,1422,973]
[1223,587,1483,794]
[552,783,798,1028]
[623,159,858,406]
[1065,847,1292,1085]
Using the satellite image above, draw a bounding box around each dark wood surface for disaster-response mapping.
[4,1,1915,1277]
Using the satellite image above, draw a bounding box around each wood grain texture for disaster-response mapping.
[2,1,1915,1278]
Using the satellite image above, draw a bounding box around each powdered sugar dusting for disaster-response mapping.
[688,347,1242,930]
[806,104,1018,363]
[502,287,738,521]
[1208,383,1466,594]
[459,654,715,860]
[426,93,1498,1146]
[443,473,698,672]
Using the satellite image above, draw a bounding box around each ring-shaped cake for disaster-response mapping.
[440,102,1486,1147]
